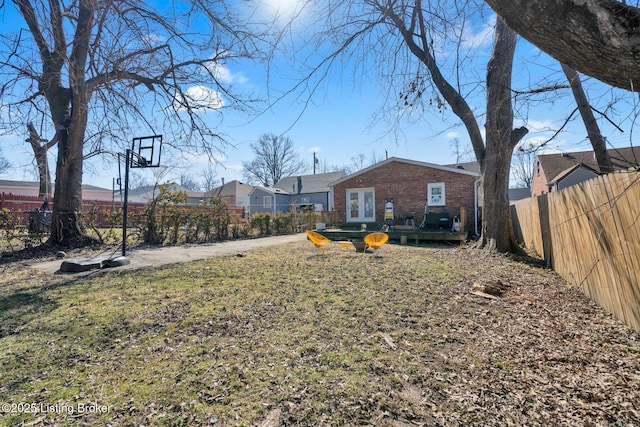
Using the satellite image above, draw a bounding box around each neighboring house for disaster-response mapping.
[117,183,207,205]
[274,171,347,213]
[0,180,44,198]
[205,180,253,210]
[532,147,640,196]
[446,161,481,174]
[509,187,532,205]
[331,157,480,231]
[248,186,290,215]
[0,179,112,201]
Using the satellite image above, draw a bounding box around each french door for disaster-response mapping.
[346,188,375,222]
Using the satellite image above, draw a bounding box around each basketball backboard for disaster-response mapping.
[131,135,162,168]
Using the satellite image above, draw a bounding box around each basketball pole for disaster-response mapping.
[122,148,131,257]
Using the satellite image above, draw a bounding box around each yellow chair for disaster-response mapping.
[364,232,389,256]
[338,241,353,249]
[306,230,331,248]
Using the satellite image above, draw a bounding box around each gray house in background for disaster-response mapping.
[274,171,346,213]
[247,171,346,216]
[248,186,290,215]
[114,182,207,205]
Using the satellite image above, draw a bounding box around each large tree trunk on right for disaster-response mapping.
[384,4,525,252]
[484,0,640,92]
[561,64,614,174]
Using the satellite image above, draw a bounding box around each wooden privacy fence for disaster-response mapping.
[511,169,640,332]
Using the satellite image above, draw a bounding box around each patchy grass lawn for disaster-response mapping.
[0,240,639,426]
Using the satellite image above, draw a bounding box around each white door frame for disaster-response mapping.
[346,188,375,222]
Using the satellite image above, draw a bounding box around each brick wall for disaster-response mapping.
[333,160,478,229]
[531,160,550,196]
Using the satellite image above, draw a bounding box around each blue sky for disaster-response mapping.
[1,1,637,190]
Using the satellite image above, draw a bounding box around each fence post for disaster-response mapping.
[537,194,553,269]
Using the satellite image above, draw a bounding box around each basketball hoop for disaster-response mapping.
[130,135,162,168]
[122,135,163,257]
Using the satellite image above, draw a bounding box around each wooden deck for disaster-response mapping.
[317,227,468,244]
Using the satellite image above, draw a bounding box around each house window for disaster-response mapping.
[263,196,273,209]
[346,188,375,222]
[427,183,446,206]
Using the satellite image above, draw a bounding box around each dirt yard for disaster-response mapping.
[0,239,639,426]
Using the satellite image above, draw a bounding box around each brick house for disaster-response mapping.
[532,147,640,196]
[331,157,480,232]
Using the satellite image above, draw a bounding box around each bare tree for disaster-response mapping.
[450,137,474,164]
[200,165,219,192]
[315,158,343,174]
[242,133,306,187]
[344,152,384,174]
[277,0,526,251]
[25,123,55,199]
[0,147,10,175]
[178,172,202,192]
[511,142,537,189]
[347,154,368,174]
[368,150,385,165]
[127,172,152,191]
[375,1,526,251]
[0,0,266,247]
[485,0,640,92]
[561,64,613,173]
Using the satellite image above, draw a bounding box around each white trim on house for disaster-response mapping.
[427,182,446,206]
[346,187,375,222]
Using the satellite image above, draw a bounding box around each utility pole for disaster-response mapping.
[313,151,318,174]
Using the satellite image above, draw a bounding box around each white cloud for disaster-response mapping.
[174,85,224,111]
[207,58,248,85]
[256,0,312,26]
[461,15,496,49]
[445,131,459,139]
[221,66,247,85]
[226,163,244,171]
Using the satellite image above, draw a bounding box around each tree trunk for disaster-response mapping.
[478,20,527,252]
[384,4,525,252]
[561,63,613,174]
[484,0,640,92]
[48,108,94,247]
[41,0,97,248]
[26,123,53,200]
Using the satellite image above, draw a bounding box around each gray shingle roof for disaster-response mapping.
[204,180,253,198]
[274,171,346,194]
